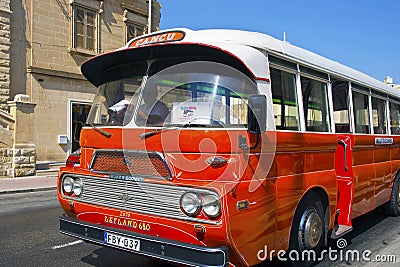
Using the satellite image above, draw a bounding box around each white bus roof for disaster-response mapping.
[126,28,399,98]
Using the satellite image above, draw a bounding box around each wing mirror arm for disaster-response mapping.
[241,94,267,150]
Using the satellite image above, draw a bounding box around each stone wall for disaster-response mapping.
[12,145,36,176]
[0,102,13,177]
[0,148,11,176]
[0,147,36,177]
[0,0,11,112]
[8,97,36,177]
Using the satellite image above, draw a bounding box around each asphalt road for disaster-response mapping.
[0,190,173,267]
[315,207,400,267]
[0,190,399,266]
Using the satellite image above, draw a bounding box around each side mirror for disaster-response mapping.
[247,94,267,134]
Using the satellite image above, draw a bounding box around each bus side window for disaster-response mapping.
[332,78,350,133]
[270,68,300,131]
[301,76,331,132]
[352,91,370,134]
[371,95,387,134]
[390,101,400,135]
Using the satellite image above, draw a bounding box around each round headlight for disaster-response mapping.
[73,178,83,196]
[180,192,201,216]
[62,176,74,194]
[202,194,221,218]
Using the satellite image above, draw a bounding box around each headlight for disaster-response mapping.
[73,178,83,196]
[62,176,74,194]
[180,192,201,216]
[62,176,84,196]
[202,194,221,218]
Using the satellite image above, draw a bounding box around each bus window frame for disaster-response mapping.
[267,54,400,137]
[331,76,352,134]
[299,72,332,133]
[269,64,301,131]
[351,87,372,134]
[370,92,389,135]
[389,99,400,135]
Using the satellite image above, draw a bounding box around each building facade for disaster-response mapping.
[384,76,400,90]
[0,0,161,177]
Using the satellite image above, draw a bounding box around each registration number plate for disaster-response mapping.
[104,232,140,251]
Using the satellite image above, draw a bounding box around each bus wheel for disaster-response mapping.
[288,192,324,266]
[385,175,400,216]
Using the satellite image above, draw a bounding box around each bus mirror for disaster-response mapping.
[247,94,266,134]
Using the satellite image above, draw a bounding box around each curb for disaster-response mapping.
[0,186,57,195]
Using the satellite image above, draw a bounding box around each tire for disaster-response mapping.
[385,174,400,216]
[287,192,325,266]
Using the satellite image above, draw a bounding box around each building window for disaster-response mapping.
[123,9,147,43]
[126,23,145,42]
[73,6,96,51]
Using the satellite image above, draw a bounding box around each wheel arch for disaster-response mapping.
[290,186,330,247]
[391,167,400,186]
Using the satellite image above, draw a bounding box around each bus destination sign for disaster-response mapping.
[129,31,185,48]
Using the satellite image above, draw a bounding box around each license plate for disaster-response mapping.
[104,232,140,251]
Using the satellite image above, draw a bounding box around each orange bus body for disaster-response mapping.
[58,29,400,267]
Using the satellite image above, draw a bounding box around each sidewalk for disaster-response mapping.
[0,174,57,194]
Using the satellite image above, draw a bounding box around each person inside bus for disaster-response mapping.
[137,89,169,126]
[108,99,130,125]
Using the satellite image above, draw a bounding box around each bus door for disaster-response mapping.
[334,135,354,237]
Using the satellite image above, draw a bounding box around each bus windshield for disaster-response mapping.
[87,60,257,128]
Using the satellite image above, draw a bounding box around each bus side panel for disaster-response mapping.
[388,144,400,200]
[352,135,375,217]
[374,146,392,208]
[351,136,400,217]
[391,145,400,177]
[273,132,337,252]
[225,177,277,266]
[274,171,337,251]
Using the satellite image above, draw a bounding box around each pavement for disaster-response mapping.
[0,174,57,194]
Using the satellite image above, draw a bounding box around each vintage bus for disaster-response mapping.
[58,28,400,266]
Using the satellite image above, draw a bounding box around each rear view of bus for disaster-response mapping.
[58,28,400,267]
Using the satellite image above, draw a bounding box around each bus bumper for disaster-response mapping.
[59,215,229,267]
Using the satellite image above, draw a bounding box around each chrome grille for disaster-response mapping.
[64,175,218,224]
[90,150,171,179]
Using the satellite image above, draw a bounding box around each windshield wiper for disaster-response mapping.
[89,123,112,138]
[140,123,207,140]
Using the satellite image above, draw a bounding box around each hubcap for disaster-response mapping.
[298,207,322,250]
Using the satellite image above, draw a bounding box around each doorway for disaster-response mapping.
[69,101,92,154]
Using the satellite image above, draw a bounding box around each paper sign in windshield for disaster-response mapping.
[171,102,212,124]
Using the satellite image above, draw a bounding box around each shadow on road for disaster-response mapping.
[257,207,395,266]
[81,247,174,267]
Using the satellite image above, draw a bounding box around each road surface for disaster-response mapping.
[1,190,399,266]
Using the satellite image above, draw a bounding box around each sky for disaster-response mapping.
[159,0,400,84]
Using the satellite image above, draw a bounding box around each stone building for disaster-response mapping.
[384,76,400,90]
[0,0,12,176]
[0,0,161,177]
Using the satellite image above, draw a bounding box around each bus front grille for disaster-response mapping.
[90,150,172,179]
[62,174,219,224]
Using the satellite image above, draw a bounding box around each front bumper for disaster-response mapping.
[59,215,229,267]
